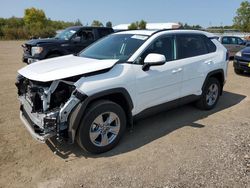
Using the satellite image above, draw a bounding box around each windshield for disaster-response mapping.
[79,34,149,61]
[55,28,79,40]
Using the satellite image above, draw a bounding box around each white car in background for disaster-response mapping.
[16,29,229,154]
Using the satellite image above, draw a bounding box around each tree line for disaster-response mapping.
[0,8,112,40]
[0,1,249,40]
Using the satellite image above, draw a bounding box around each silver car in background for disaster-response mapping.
[218,36,246,58]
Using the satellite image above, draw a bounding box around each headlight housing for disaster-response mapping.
[31,47,43,56]
[235,51,242,57]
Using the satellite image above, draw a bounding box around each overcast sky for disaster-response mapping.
[0,0,244,27]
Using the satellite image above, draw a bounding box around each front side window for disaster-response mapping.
[136,36,175,64]
[222,37,230,44]
[176,34,207,59]
[79,34,148,61]
[72,30,95,42]
[231,37,238,44]
[55,28,79,40]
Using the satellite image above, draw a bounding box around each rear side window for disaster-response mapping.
[203,36,216,53]
[99,29,112,38]
[176,34,207,59]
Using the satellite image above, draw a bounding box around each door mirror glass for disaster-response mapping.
[142,53,166,71]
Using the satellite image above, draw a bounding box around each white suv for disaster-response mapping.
[16,29,229,153]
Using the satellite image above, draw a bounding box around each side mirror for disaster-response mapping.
[142,53,166,71]
[72,36,81,43]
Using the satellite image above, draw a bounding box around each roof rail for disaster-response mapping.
[151,28,181,35]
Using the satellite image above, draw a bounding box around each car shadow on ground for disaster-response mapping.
[236,72,250,77]
[46,91,246,159]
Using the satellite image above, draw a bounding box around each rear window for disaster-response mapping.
[176,34,208,59]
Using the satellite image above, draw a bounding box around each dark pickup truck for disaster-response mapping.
[22,26,114,64]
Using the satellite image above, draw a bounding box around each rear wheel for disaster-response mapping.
[77,100,126,154]
[196,77,221,110]
[234,68,244,75]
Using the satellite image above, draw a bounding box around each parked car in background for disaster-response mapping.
[218,36,246,58]
[245,40,250,47]
[22,26,114,64]
[234,46,250,74]
[16,29,228,153]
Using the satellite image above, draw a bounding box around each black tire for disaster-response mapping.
[76,100,126,154]
[234,68,244,75]
[46,54,60,59]
[195,77,221,110]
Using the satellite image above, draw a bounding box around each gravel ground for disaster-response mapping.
[0,41,249,188]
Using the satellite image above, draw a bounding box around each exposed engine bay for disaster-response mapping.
[16,75,82,142]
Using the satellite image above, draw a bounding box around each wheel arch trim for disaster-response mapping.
[68,87,134,142]
[202,69,225,95]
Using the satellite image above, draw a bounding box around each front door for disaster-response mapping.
[134,35,183,114]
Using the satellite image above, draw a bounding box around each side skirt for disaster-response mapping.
[133,95,201,121]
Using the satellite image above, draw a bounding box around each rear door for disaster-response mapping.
[176,34,215,97]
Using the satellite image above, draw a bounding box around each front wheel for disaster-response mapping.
[195,77,221,110]
[77,100,126,154]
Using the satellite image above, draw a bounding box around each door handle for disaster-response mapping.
[172,68,183,74]
[204,60,214,65]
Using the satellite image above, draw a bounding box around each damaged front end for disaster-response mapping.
[16,75,85,143]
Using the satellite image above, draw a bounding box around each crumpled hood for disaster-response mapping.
[18,55,118,82]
